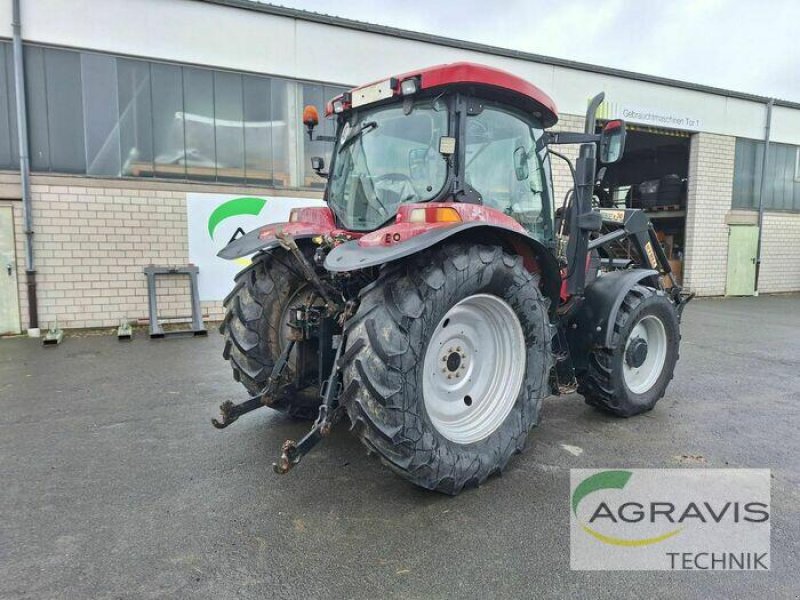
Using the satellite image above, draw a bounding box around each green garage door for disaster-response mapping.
[726,225,758,296]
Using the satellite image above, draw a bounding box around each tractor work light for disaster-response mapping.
[407,207,462,224]
[400,77,419,96]
[332,98,345,113]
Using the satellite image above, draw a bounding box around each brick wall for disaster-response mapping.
[1,175,320,332]
[26,183,189,330]
[758,212,800,294]
[683,133,736,296]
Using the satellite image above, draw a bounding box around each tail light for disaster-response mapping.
[407,207,462,223]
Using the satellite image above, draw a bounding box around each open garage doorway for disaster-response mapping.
[594,125,691,284]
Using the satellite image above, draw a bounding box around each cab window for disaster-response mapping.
[464,106,549,237]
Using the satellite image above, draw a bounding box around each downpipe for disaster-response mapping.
[12,0,37,330]
[754,98,773,295]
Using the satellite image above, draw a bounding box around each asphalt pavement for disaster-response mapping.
[1,295,798,599]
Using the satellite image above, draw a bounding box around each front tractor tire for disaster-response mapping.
[220,250,321,420]
[341,244,553,495]
[577,285,680,417]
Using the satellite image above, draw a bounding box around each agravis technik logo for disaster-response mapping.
[570,469,770,571]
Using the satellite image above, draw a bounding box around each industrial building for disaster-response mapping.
[0,0,799,334]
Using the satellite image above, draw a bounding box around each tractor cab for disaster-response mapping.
[304,63,559,244]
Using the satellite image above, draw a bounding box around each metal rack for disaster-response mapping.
[143,265,207,338]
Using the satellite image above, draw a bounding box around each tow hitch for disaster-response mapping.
[211,338,296,429]
[273,333,345,473]
[213,229,348,474]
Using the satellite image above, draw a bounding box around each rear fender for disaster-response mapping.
[565,269,660,367]
[217,206,337,260]
[324,220,561,310]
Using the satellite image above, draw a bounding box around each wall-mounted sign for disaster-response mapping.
[597,100,702,132]
[186,193,325,301]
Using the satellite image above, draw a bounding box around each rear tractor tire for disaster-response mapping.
[577,285,680,417]
[341,244,554,495]
[220,250,321,420]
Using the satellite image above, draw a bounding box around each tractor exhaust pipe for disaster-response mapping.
[566,93,605,297]
[584,93,605,135]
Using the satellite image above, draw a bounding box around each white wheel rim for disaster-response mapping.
[622,314,667,394]
[422,294,526,444]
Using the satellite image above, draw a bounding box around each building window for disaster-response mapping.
[24,46,51,171]
[182,66,216,181]
[0,42,17,169]
[25,45,88,173]
[270,78,291,188]
[82,53,122,177]
[795,147,800,183]
[118,58,154,178]
[213,71,245,183]
[733,138,800,212]
[151,62,186,179]
[3,43,348,188]
[242,75,272,185]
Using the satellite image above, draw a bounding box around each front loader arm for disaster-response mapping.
[590,209,673,278]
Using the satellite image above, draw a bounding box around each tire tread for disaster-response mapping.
[220,251,320,420]
[578,285,680,417]
[342,243,553,494]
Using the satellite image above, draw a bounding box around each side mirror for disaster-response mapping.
[599,119,626,164]
[310,156,327,178]
[303,105,320,141]
[513,146,529,181]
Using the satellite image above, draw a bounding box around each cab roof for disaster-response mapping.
[327,62,559,127]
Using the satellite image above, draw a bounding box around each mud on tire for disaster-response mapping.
[577,285,680,417]
[341,243,554,495]
[220,250,321,420]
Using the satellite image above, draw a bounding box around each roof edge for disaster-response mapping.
[198,0,800,110]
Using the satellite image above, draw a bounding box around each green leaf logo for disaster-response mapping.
[572,470,682,547]
[207,197,266,240]
[572,470,632,516]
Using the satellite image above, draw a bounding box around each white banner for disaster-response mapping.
[570,469,770,571]
[597,100,702,131]
[186,193,325,301]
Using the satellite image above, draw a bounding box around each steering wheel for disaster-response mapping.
[371,172,419,211]
[374,172,415,186]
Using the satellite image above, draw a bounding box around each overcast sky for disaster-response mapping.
[269,0,800,102]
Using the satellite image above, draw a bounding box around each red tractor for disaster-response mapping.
[212,62,691,494]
